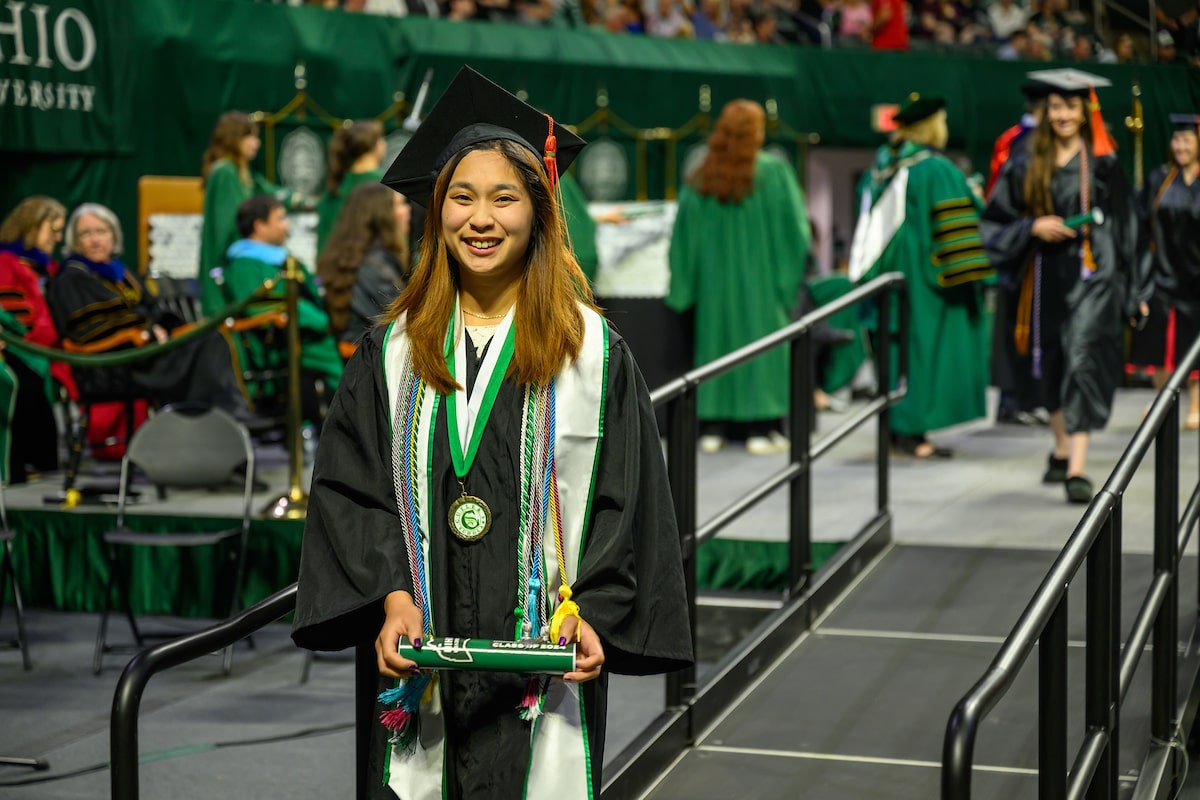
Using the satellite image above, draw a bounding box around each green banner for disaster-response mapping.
[0,0,133,154]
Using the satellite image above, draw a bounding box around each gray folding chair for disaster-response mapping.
[0,482,30,671]
[93,406,255,676]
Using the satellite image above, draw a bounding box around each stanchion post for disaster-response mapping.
[788,329,813,600]
[665,388,698,711]
[261,258,309,520]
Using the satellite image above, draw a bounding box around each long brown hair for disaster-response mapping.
[1023,95,1089,218]
[691,99,765,203]
[327,120,385,195]
[202,111,258,185]
[0,196,67,249]
[318,183,409,335]
[386,139,597,394]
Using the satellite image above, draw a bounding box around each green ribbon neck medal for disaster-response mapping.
[444,298,516,542]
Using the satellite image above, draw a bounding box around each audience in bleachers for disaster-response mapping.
[267,0,1197,65]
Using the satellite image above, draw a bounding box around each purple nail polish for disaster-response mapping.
[414,637,423,649]
[558,637,566,646]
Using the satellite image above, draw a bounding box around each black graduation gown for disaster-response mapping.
[981,148,1139,433]
[1141,164,1200,318]
[292,322,694,799]
[46,258,246,412]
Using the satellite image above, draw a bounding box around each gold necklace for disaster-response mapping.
[463,308,509,320]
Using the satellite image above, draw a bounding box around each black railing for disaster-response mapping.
[942,335,1200,799]
[110,584,298,800]
[604,271,908,797]
[109,272,909,799]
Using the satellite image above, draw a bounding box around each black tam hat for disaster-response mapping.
[892,92,946,127]
[382,66,587,208]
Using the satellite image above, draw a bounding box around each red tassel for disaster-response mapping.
[379,708,412,732]
[1088,87,1116,158]
[543,113,558,191]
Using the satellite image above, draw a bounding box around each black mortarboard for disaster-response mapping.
[892,93,946,127]
[381,66,587,208]
[1020,79,1052,100]
[1024,69,1112,98]
[1170,113,1200,132]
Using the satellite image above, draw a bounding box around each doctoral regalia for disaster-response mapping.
[666,151,811,422]
[292,307,692,799]
[47,256,246,410]
[981,145,1139,433]
[850,141,994,437]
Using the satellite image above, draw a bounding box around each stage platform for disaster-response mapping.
[4,387,1200,798]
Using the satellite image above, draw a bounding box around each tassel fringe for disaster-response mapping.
[378,673,434,751]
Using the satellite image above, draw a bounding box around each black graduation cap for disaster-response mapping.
[382,66,587,208]
[1024,69,1112,98]
[892,93,946,127]
[1169,113,1200,132]
[1020,80,1052,100]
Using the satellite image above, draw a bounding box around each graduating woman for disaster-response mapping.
[666,99,811,455]
[292,67,692,800]
[316,119,389,255]
[982,69,1141,504]
[197,111,306,316]
[849,93,994,459]
[1128,113,1200,428]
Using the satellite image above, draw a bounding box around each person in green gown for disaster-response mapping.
[316,119,388,257]
[848,93,994,459]
[221,195,343,424]
[198,111,307,316]
[666,99,812,455]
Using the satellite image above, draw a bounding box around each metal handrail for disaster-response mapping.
[110,584,298,800]
[942,334,1200,799]
[657,270,908,709]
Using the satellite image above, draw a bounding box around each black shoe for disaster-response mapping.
[1065,476,1093,504]
[1042,454,1068,484]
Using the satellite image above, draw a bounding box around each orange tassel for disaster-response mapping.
[543,113,558,191]
[1081,239,1097,273]
[1014,264,1034,355]
[1088,87,1116,158]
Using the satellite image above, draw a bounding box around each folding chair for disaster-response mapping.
[0,482,30,671]
[93,406,255,676]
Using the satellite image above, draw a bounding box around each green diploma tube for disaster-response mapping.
[1062,208,1105,229]
[398,637,576,674]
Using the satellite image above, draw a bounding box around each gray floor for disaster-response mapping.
[3,387,1200,798]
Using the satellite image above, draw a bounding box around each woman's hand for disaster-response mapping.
[556,616,605,683]
[376,590,424,679]
[1032,216,1077,242]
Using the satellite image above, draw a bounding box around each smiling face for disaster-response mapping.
[440,148,534,289]
[74,212,116,263]
[1171,129,1199,169]
[1046,94,1085,144]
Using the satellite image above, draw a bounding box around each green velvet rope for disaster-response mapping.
[0,274,283,368]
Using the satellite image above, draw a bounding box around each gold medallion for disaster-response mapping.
[448,494,492,541]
